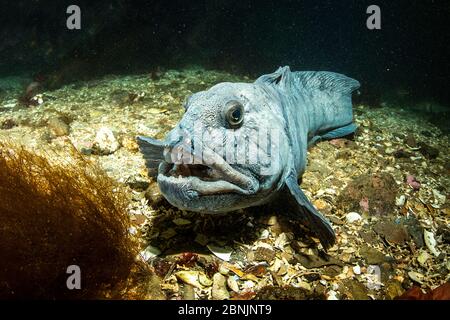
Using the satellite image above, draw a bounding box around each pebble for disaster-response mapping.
[212,273,230,300]
[327,290,339,300]
[345,212,362,223]
[353,265,361,275]
[48,117,70,137]
[395,195,406,207]
[92,127,119,155]
[227,276,240,293]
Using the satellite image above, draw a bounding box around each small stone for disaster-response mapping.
[418,142,439,159]
[125,174,150,191]
[218,264,229,275]
[373,219,409,245]
[384,280,405,300]
[48,117,70,137]
[144,183,164,207]
[353,265,361,275]
[172,218,191,226]
[404,134,417,148]
[346,212,362,223]
[395,195,406,207]
[212,273,230,300]
[393,149,412,159]
[359,245,390,264]
[92,127,119,155]
[227,276,240,293]
[1,118,17,130]
[327,290,339,300]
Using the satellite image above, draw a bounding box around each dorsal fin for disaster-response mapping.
[256,66,360,96]
[255,66,292,89]
[295,71,360,95]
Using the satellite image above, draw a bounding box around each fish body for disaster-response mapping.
[138,66,360,249]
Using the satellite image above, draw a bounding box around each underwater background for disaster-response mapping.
[0,1,449,299]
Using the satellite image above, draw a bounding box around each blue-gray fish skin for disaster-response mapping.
[137,66,360,249]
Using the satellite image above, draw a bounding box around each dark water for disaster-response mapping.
[0,0,449,108]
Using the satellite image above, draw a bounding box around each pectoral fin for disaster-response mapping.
[136,136,167,178]
[308,123,357,148]
[284,172,336,250]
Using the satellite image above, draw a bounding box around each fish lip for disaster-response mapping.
[158,154,260,197]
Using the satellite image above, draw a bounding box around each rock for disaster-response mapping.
[404,134,417,148]
[346,212,362,223]
[359,245,390,264]
[418,142,439,159]
[180,284,196,300]
[1,118,17,130]
[313,199,332,214]
[48,117,70,137]
[92,127,119,155]
[373,219,409,245]
[393,149,412,159]
[212,273,230,300]
[401,215,424,248]
[340,279,369,300]
[395,195,406,207]
[253,246,275,262]
[353,265,362,275]
[144,183,165,207]
[337,173,398,216]
[125,174,150,191]
[384,280,405,300]
[323,265,342,277]
[359,230,379,245]
[436,225,450,244]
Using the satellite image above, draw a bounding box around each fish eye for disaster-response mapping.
[223,101,244,128]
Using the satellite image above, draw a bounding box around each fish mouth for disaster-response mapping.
[158,147,259,197]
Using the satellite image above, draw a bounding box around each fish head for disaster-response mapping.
[139,82,290,213]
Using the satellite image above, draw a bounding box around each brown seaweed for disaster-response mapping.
[0,142,146,299]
